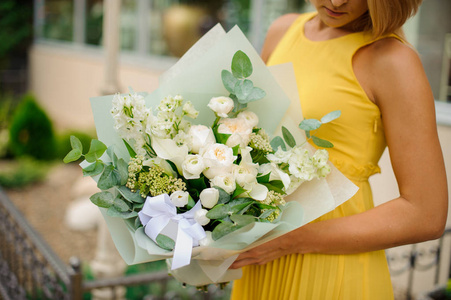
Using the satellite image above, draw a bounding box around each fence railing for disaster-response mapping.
[0,188,229,300]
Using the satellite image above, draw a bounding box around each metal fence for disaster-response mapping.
[0,188,230,300]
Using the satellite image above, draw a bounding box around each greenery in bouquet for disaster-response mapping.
[64,50,339,251]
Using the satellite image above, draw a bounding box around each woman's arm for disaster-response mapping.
[230,36,448,269]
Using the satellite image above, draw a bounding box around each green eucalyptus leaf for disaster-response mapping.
[70,135,83,152]
[116,158,129,185]
[90,191,114,208]
[211,221,235,240]
[106,206,138,219]
[63,149,82,163]
[305,130,311,138]
[231,50,253,79]
[270,136,286,151]
[311,135,334,148]
[97,164,120,190]
[282,126,296,148]
[259,209,277,220]
[156,234,175,251]
[107,146,118,167]
[230,214,255,226]
[299,119,322,131]
[113,197,130,212]
[221,70,238,93]
[116,186,144,203]
[216,187,231,204]
[320,110,341,123]
[85,139,107,163]
[82,161,104,176]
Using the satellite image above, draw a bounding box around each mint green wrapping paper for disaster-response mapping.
[88,24,358,286]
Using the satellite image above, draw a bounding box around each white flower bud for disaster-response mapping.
[207,96,234,117]
[170,191,189,207]
[199,188,220,208]
[194,209,210,226]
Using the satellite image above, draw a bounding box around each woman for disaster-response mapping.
[230,0,448,299]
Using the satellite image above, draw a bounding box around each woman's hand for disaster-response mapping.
[230,234,293,269]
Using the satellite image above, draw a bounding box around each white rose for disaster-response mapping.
[237,110,259,128]
[170,191,190,207]
[182,101,199,119]
[199,188,220,208]
[182,154,205,179]
[188,125,216,154]
[210,174,236,194]
[201,143,237,179]
[199,231,213,246]
[218,118,252,147]
[208,96,234,117]
[194,209,210,226]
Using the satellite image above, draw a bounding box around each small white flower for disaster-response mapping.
[210,174,236,194]
[182,154,205,179]
[237,110,259,128]
[158,95,183,112]
[207,96,234,117]
[174,131,192,150]
[194,209,210,226]
[317,164,331,178]
[288,147,316,181]
[111,93,149,141]
[170,191,190,207]
[312,149,329,168]
[199,188,220,209]
[188,125,216,154]
[182,101,199,119]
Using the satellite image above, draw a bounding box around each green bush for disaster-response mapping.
[0,157,49,188]
[8,93,57,160]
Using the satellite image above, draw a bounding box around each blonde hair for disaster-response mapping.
[365,0,423,40]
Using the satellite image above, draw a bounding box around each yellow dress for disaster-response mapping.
[231,12,395,300]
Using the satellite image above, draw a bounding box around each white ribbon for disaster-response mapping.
[138,194,206,270]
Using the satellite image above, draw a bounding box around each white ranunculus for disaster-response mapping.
[194,209,210,226]
[207,96,234,117]
[267,147,292,164]
[217,118,252,148]
[210,174,236,194]
[188,125,216,154]
[201,143,237,179]
[199,188,219,209]
[182,101,199,119]
[170,191,190,207]
[199,231,213,246]
[237,110,259,128]
[182,154,205,179]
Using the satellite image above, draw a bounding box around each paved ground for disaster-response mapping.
[4,163,98,265]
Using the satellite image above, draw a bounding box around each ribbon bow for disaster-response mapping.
[138,194,206,270]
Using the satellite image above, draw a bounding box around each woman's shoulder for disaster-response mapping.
[261,13,302,63]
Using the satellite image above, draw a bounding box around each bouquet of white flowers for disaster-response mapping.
[64,24,357,286]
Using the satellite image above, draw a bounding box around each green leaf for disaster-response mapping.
[90,191,114,208]
[216,187,231,205]
[123,139,137,158]
[70,135,83,152]
[85,139,107,163]
[106,206,138,219]
[270,136,286,151]
[82,161,104,176]
[305,130,311,138]
[156,234,175,251]
[211,221,235,240]
[116,158,129,185]
[259,209,277,220]
[282,126,296,148]
[63,149,82,163]
[206,200,253,220]
[113,197,130,212]
[186,195,196,210]
[116,186,144,203]
[262,180,286,195]
[257,172,271,184]
[320,110,341,123]
[232,184,247,199]
[299,119,322,131]
[97,164,120,190]
[230,214,255,226]
[230,93,247,112]
[231,50,253,79]
[234,80,266,104]
[311,135,334,148]
[232,144,240,156]
[187,176,208,191]
[221,70,238,93]
[107,146,118,167]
